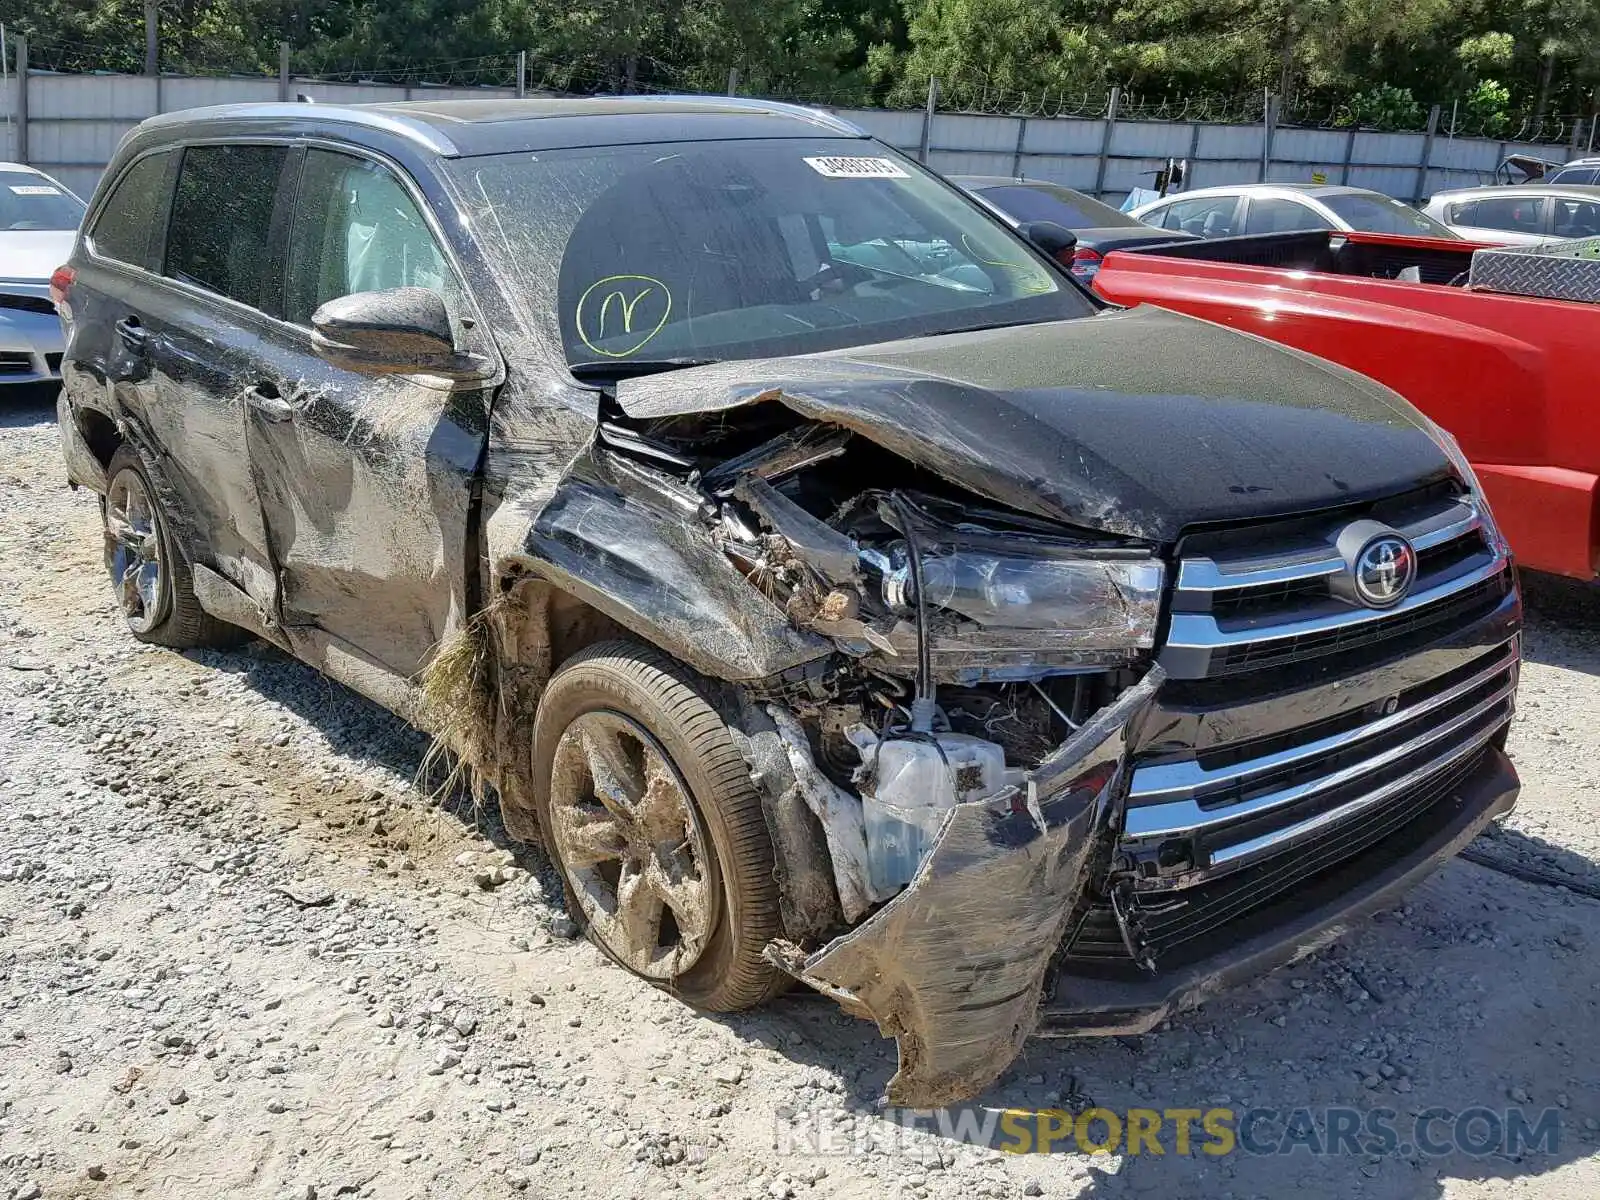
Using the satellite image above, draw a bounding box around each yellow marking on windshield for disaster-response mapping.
[960,234,1056,294]
[576,274,673,358]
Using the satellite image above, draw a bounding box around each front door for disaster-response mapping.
[243,146,494,680]
[144,143,294,621]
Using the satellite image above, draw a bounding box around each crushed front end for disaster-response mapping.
[770,477,1521,1105]
[581,347,1524,1108]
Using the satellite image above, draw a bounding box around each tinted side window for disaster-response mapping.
[1242,197,1331,234]
[89,153,174,268]
[1553,198,1600,237]
[285,149,456,327]
[1549,167,1599,185]
[1450,196,1544,233]
[164,145,287,307]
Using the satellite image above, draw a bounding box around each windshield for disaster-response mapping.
[447,139,1091,372]
[974,183,1141,230]
[1322,193,1457,239]
[0,171,85,231]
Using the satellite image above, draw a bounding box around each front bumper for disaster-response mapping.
[0,307,65,387]
[1038,744,1518,1036]
[790,676,1518,1109]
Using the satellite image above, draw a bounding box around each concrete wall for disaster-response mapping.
[2,71,514,199]
[834,106,1575,204]
[0,64,1575,205]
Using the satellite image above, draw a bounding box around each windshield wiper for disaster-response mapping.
[905,318,1041,340]
[569,357,719,382]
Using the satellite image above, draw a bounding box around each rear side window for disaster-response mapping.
[284,149,457,327]
[1242,197,1331,235]
[1449,196,1545,233]
[1552,198,1600,238]
[1549,167,1599,185]
[164,145,287,308]
[976,185,1138,229]
[89,153,173,267]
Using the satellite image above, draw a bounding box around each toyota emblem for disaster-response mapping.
[1353,534,1416,608]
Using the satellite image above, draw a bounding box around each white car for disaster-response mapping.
[1,163,85,393]
[1131,183,1458,241]
[1421,184,1600,246]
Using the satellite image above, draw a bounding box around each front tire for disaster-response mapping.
[102,444,242,649]
[532,641,784,1011]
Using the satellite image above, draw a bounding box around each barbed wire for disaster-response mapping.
[4,31,1590,148]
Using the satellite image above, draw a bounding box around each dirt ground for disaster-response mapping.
[2,392,1598,1200]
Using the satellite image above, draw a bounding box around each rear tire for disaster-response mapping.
[532,641,785,1011]
[103,444,245,650]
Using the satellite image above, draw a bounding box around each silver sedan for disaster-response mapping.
[1,163,85,393]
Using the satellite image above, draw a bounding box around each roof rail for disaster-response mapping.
[138,103,458,155]
[606,93,867,137]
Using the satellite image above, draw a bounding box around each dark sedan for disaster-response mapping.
[952,175,1195,281]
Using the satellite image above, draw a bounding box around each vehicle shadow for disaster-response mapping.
[1521,571,1600,675]
[0,386,60,429]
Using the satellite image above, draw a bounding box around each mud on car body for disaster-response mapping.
[54,98,1522,1106]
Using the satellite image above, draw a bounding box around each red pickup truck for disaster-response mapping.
[1092,231,1599,580]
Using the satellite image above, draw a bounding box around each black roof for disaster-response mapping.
[139,96,870,157]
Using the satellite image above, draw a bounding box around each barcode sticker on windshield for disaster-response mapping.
[9,185,62,196]
[803,156,910,180]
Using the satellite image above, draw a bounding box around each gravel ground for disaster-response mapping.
[2,394,1598,1200]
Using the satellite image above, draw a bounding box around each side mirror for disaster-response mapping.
[1016,220,1080,268]
[311,287,488,379]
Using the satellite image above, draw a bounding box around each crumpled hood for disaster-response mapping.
[616,306,1453,544]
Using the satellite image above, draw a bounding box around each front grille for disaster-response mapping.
[1064,748,1488,970]
[1064,489,1518,975]
[0,351,33,375]
[0,293,56,316]
[1161,492,1511,680]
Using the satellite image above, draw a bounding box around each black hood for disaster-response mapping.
[615,306,1453,544]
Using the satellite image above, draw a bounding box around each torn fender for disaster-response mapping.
[509,444,832,683]
[789,667,1165,1108]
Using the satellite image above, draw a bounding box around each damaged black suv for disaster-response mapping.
[55,98,1521,1106]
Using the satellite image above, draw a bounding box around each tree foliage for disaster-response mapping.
[1,0,1596,123]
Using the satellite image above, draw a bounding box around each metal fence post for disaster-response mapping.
[1093,85,1120,198]
[1339,125,1357,185]
[1010,115,1028,178]
[143,1,158,77]
[1414,105,1440,203]
[1260,91,1278,182]
[278,42,290,102]
[516,50,526,98]
[918,77,939,165]
[726,67,740,96]
[14,35,25,165]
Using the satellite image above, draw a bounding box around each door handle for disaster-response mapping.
[246,382,297,423]
[115,317,149,353]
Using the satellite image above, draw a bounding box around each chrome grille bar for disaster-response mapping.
[1129,640,1518,802]
[1124,675,1515,840]
[1209,719,1503,871]
[1165,555,1508,655]
[1174,501,1483,594]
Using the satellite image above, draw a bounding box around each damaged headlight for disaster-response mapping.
[874,543,1164,648]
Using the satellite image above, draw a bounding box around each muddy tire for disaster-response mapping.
[532,641,785,1012]
[102,444,243,650]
